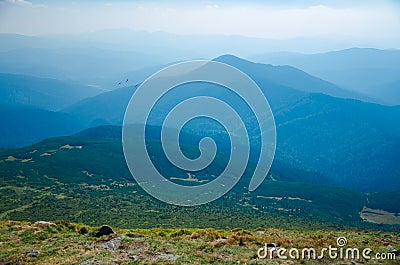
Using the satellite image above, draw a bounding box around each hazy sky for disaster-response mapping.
[0,0,399,41]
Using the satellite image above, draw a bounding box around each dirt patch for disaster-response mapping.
[5,156,18,161]
[82,171,94,177]
[360,206,400,225]
[256,196,283,200]
[170,173,208,183]
[40,152,55,157]
[60,144,83,149]
[287,197,312,202]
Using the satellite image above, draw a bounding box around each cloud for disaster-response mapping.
[0,0,48,9]
[3,0,32,6]
[206,4,220,9]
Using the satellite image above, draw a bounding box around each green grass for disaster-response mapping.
[0,221,398,264]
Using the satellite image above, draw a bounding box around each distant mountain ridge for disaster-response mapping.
[64,85,138,127]
[214,55,364,100]
[65,54,360,126]
[250,48,400,105]
[0,47,166,88]
[0,73,102,111]
[0,106,82,149]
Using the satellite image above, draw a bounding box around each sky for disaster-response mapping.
[0,0,399,44]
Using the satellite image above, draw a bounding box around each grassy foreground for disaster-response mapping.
[0,221,398,264]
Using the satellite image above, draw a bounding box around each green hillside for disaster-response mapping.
[0,126,397,231]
